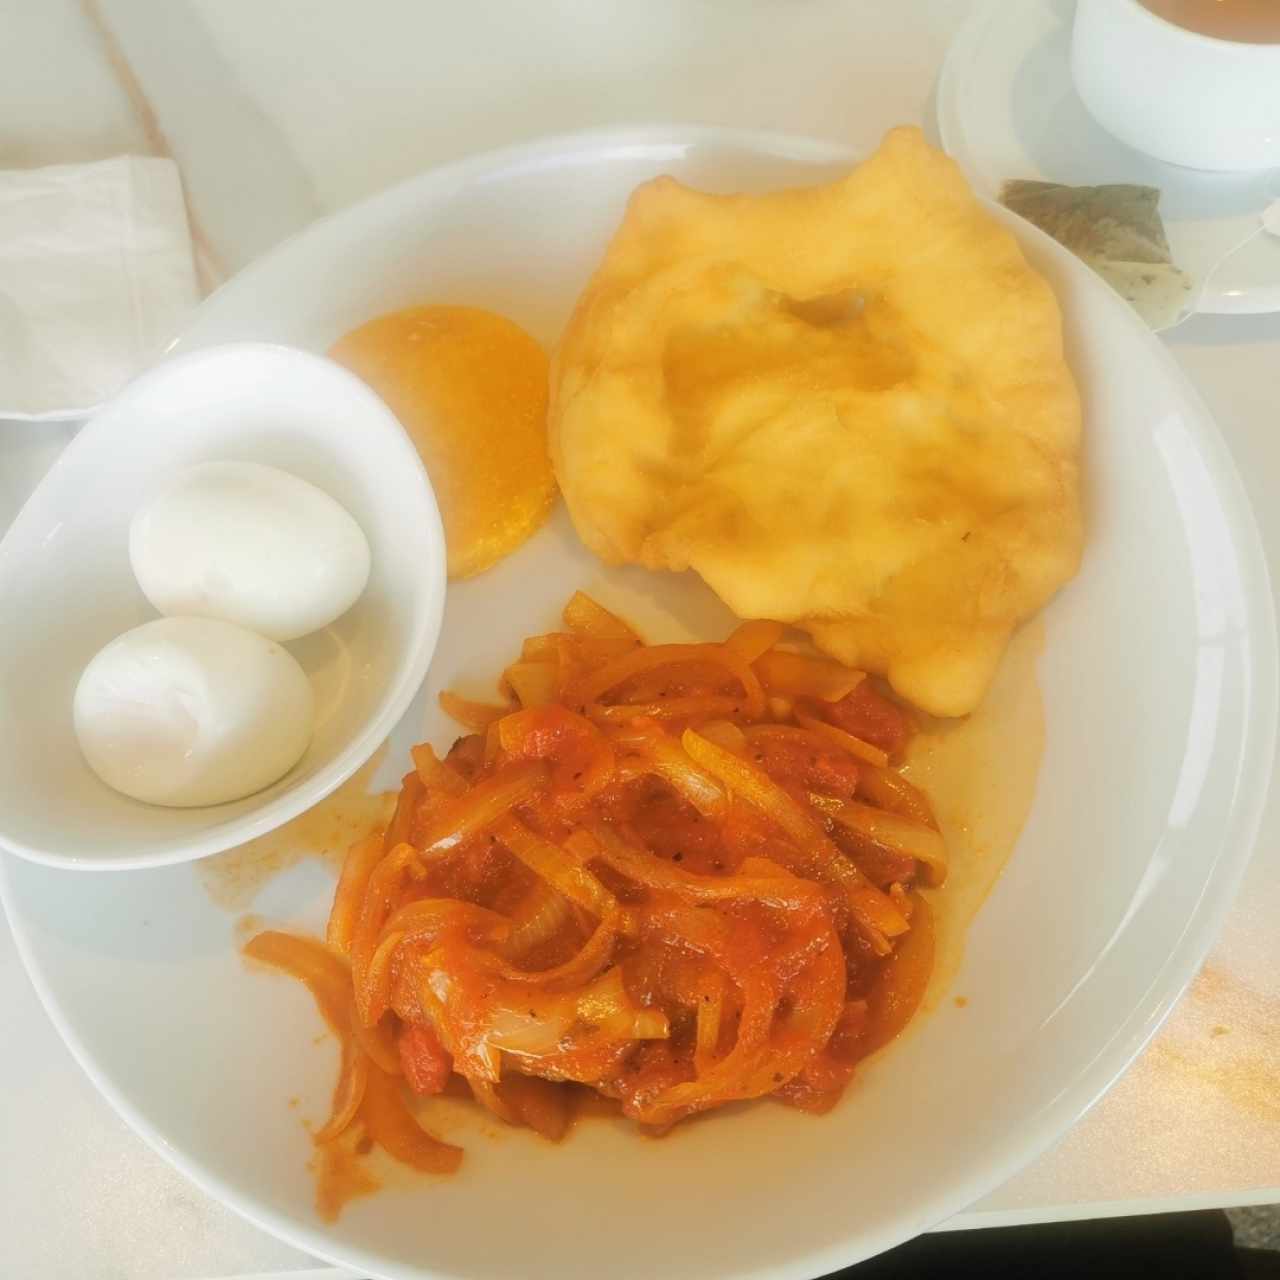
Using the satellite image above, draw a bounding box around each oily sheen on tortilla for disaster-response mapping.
[550,127,1082,717]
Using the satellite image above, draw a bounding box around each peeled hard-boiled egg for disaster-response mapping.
[74,617,315,807]
[130,461,371,642]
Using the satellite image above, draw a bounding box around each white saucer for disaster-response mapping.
[938,0,1280,316]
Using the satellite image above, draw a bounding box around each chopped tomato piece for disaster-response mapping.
[826,683,912,756]
[747,735,861,798]
[399,1023,452,1096]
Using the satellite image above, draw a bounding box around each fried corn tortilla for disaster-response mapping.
[331,305,555,580]
[551,127,1082,717]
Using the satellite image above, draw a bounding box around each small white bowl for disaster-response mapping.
[1072,0,1280,172]
[0,342,445,869]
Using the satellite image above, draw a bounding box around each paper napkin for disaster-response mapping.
[0,155,199,420]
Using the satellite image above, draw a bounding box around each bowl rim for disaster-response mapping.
[1,124,1275,1278]
[0,340,447,871]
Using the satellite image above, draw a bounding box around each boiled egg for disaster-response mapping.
[74,617,315,807]
[130,461,371,642]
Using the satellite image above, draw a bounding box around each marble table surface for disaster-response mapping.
[2,2,1278,1277]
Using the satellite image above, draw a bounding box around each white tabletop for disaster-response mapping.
[2,2,1279,1277]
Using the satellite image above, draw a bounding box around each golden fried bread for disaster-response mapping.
[551,127,1082,716]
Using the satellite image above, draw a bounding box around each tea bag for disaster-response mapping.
[1000,179,1192,330]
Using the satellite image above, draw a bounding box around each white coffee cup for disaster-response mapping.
[1072,0,1280,172]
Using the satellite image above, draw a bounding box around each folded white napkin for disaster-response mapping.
[0,155,199,421]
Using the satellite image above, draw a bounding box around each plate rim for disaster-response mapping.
[3,121,1277,1279]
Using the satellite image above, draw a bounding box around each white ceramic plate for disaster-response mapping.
[2,127,1276,1280]
[937,0,1280,316]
